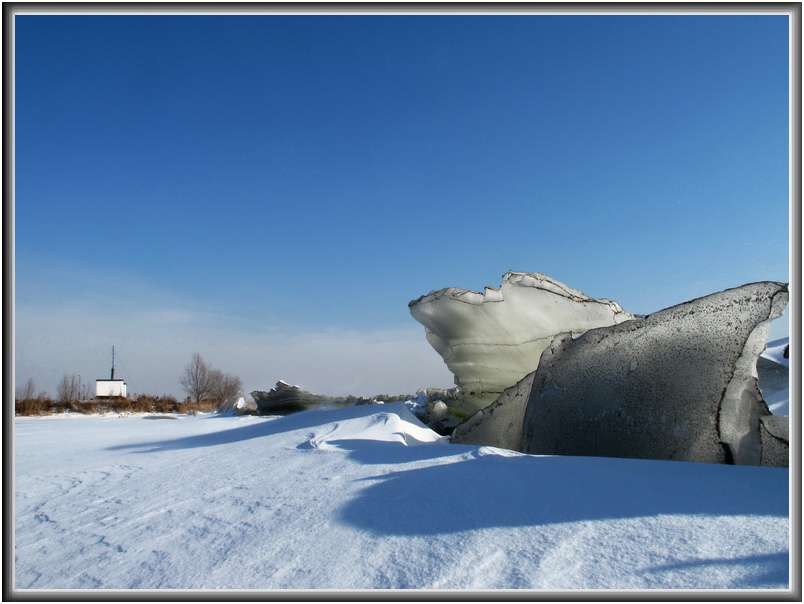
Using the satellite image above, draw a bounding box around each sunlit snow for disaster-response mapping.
[14,401,789,592]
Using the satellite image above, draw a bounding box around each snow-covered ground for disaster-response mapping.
[14,400,790,594]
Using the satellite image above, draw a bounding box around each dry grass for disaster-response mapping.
[132,395,180,414]
[177,400,219,415]
[14,399,51,416]
[13,394,224,416]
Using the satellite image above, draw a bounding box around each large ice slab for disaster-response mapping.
[216,393,257,415]
[759,415,789,468]
[450,373,534,450]
[409,271,635,414]
[453,281,788,466]
[522,281,788,465]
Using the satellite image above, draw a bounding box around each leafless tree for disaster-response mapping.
[57,374,80,403]
[16,378,36,401]
[209,369,243,401]
[180,353,213,403]
[81,382,95,401]
[180,354,242,403]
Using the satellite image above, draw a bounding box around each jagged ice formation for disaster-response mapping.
[453,281,788,466]
[409,271,635,414]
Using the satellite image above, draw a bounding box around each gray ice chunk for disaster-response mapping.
[521,281,788,465]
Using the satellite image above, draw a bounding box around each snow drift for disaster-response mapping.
[13,403,790,592]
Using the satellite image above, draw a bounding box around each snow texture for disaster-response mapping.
[409,271,635,414]
[14,403,790,593]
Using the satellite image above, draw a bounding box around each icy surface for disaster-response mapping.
[453,284,789,466]
[522,282,788,465]
[765,390,790,416]
[14,404,789,592]
[216,393,255,414]
[762,338,790,368]
[409,271,634,414]
[759,415,790,468]
[451,372,535,450]
[759,337,790,416]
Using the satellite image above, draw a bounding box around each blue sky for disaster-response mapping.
[14,12,791,398]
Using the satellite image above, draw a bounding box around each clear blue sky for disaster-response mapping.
[14,12,791,398]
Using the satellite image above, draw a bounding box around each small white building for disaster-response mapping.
[96,379,127,398]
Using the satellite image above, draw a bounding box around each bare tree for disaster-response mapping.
[209,369,243,401]
[207,368,224,400]
[81,382,95,401]
[16,378,36,401]
[180,353,213,403]
[56,374,80,403]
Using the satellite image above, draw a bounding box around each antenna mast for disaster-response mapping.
[111,346,115,380]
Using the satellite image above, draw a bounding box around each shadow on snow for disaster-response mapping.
[330,439,789,536]
[642,552,789,589]
[105,404,789,567]
[104,408,353,453]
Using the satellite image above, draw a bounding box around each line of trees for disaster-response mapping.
[180,353,242,403]
[16,353,243,406]
[57,374,81,403]
[15,376,92,402]
[15,378,44,401]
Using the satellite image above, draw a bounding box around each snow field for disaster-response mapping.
[14,403,790,591]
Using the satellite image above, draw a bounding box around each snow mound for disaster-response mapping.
[299,402,447,450]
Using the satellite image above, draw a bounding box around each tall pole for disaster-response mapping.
[111,346,115,380]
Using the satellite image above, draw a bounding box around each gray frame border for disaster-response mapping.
[3,2,800,602]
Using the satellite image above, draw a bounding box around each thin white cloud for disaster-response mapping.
[14,296,454,400]
[14,256,789,401]
[13,256,454,399]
